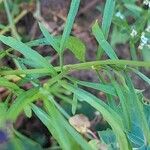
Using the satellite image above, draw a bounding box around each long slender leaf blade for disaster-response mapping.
[132,69,150,85]
[32,104,66,149]
[76,80,117,96]
[0,77,23,94]
[40,88,92,150]
[7,88,40,121]
[125,73,150,142]
[62,83,122,126]
[27,36,86,62]
[102,0,115,38]
[60,0,80,51]
[0,35,56,75]
[92,21,118,60]
[38,22,60,53]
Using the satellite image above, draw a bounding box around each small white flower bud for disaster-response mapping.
[130,29,137,37]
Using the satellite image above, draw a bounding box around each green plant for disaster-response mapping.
[0,0,150,149]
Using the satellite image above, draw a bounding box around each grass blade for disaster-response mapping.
[3,0,20,39]
[40,88,92,150]
[0,77,23,94]
[0,35,56,75]
[38,22,60,53]
[60,0,80,51]
[92,21,118,60]
[102,0,115,38]
[7,88,40,121]
[76,80,117,96]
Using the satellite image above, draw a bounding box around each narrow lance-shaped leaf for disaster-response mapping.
[76,80,117,96]
[0,35,56,75]
[40,88,92,150]
[125,73,150,143]
[102,0,115,38]
[132,68,150,85]
[7,88,40,121]
[27,36,86,62]
[60,0,80,51]
[0,77,23,94]
[92,21,118,60]
[38,22,60,53]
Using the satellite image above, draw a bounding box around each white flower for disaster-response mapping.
[138,43,144,50]
[146,25,150,32]
[139,32,150,50]
[130,29,137,37]
[115,11,124,19]
[143,0,150,8]
[141,32,148,45]
[143,0,149,5]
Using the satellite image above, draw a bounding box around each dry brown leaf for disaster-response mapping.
[69,114,91,134]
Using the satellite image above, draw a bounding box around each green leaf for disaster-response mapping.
[113,81,130,129]
[102,0,115,38]
[24,105,32,118]
[72,83,78,115]
[111,26,128,47]
[125,73,150,143]
[76,80,117,96]
[92,21,118,60]
[65,36,86,62]
[124,4,142,17]
[32,104,66,148]
[0,103,7,123]
[7,88,40,121]
[27,36,86,62]
[3,0,20,40]
[38,22,60,53]
[61,82,129,149]
[12,130,42,150]
[142,47,150,62]
[98,129,117,148]
[132,69,150,85]
[0,35,56,75]
[60,0,80,51]
[32,103,89,150]
[0,77,23,94]
[127,122,145,148]
[39,88,92,150]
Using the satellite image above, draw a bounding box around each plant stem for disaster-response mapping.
[0,10,28,35]
[1,60,150,76]
[59,52,63,71]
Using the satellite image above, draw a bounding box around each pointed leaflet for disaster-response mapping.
[102,0,115,38]
[76,80,117,96]
[38,22,60,53]
[60,0,80,51]
[0,77,23,95]
[39,88,92,150]
[0,35,56,75]
[92,21,118,60]
[28,36,86,62]
[7,88,40,121]
[32,104,72,150]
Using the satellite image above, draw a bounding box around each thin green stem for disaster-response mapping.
[59,52,64,71]
[0,10,28,35]
[3,0,20,39]
[1,60,150,76]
